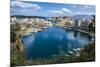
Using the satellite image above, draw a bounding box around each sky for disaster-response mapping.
[10,0,95,17]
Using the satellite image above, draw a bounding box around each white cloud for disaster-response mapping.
[11,7,38,16]
[49,8,72,14]
[72,5,94,10]
[83,5,91,8]
[80,5,93,10]
[75,11,95,15]
[49,10,64,14]
[11,1,42,9]
[61,8,72,13]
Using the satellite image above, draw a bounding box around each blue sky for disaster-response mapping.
[11,1,95,17]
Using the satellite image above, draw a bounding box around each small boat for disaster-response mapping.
[73,48,77,52]
[76,48,81,51]
[68,51,73,54]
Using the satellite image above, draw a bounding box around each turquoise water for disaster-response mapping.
[21,27,92,59]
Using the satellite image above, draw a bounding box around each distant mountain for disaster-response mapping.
[72,15,94,20]
[11,15,49,19]
[11,15,95,20]
[11,15,51,21]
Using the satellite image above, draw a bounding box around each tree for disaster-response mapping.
[10,31,16,43]
[88,15,95,33]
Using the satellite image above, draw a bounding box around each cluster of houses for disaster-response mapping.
[11,17,53,27]
[74,18,95,30]
[48,16,75,27]
[47,16,94,30]
[10,16,53,36]
[10,16,94,35]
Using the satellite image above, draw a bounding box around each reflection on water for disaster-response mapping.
[21,27,92,59]
[74,30,78,37]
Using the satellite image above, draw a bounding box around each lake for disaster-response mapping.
[21,27,92,59]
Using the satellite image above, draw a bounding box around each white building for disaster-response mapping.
[10,17,17,24]
[44,21,53,27]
